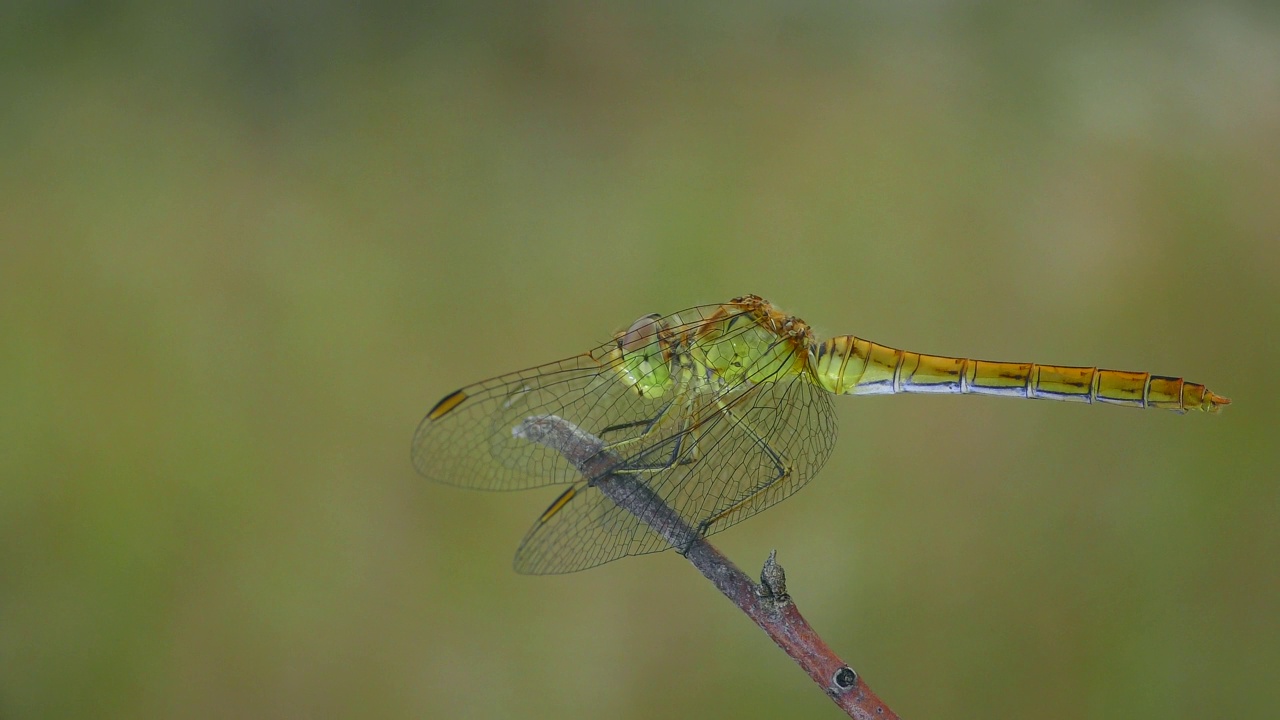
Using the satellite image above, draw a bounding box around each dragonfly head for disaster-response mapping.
[610,312,677,399]
[618,313,664,355]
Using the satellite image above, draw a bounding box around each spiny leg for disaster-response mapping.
[595,385,701,462]
[684,394,792,554]
[597,396,676,439]
[610,404,706,474]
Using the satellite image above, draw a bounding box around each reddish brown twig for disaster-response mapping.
[514,416,899,719]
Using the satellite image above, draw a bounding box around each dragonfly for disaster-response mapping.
[413,295,1229,575]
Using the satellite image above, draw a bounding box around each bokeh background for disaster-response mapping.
[3,2,1278,718]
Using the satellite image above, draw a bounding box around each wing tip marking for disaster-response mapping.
[427,389,468,420]
[538,486,578,523]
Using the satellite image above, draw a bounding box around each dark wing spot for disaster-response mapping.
[426,389,468,420]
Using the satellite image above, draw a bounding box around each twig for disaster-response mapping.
[514,415,900,720]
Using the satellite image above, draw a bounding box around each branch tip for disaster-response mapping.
[758,549,789,604]
[511,413,898,719]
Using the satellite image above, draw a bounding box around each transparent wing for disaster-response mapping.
[411,303,753,492]
[513,365,837,574]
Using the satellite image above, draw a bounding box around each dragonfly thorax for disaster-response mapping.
[609,299,814,400]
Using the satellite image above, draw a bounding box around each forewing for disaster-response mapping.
[413,353,649,490]
[412,302,751,492]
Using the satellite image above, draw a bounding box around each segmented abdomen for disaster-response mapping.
[810,336,1229,413]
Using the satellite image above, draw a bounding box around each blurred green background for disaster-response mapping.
[2,2,1277,718]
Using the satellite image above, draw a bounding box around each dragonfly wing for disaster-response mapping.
[511,371,836,574]
[513,482,671,574]
[412,352,679,491]
[648,370,837,538]
[413,301,758,492]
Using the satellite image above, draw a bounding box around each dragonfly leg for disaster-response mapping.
[609,411,702,474]
[596,389,704,471]
[596,394,690,455]
[597,397,676,439]
[690,397,792,542]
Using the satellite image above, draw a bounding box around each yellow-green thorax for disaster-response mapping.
[607,295,814,399]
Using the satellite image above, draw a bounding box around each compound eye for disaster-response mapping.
[619,313,663,353]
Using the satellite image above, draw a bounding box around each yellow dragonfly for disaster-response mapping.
[413,295,1229,575]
